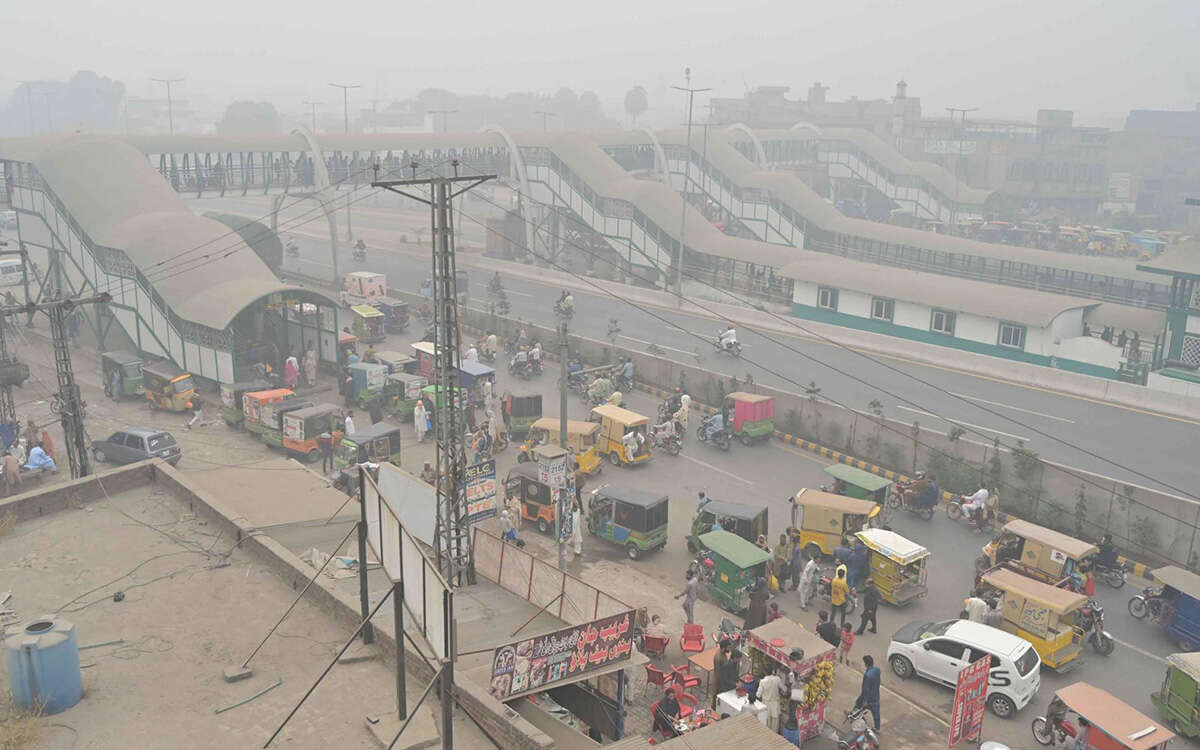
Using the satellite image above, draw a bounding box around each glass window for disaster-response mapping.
[1014,646,1039,676]
[926,639,967,659]
[931,309,956,335]
[124,434,145,450]
[817,287,838,310]
[998,323,1026,349]
[146,433,176,451]
[107,432,127,445]
[871,298,894,321]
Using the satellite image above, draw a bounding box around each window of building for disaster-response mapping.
[998,322,1026,350]
[871,297,894,321]
[817,286,838,310]
[931,309,956,335]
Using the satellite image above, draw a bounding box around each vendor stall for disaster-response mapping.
[744,617,837,744]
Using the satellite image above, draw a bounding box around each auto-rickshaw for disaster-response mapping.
[282,404,344,462]
[586,484,668,560]
[100,350,144,400]
[504,462,557,534]
[219,379,269,428]
[349,304,385,344]
[339,330,359,365]
[1139,566,1200,651]
[694,529,771,613]
[788,488,882,560]
[334,421,403,474]
[373,350,415,375]
[724,392,775,445]
[411,341,437,379]
[504,393,543,437]
[343,271,386,305]
[517,418,603,476]
[1040,681,1174,749]
[980,567,1086,672]
[855,528,929,606]
[372,296,409,333]
[259,398,313,447]
[459,360,495,407]
[1152,652,1200,738]
[348,362,388,405]
[142,360,196,412]
[590,404,652,467]
[686,498,768,552]
[242,388,295,436]
[420,384,466,414]
[382,372,428,420]
[822,463,893,504]
[977,519,1098,588]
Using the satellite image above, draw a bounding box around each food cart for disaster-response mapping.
[142,360,196,412]
[518,418,603,476]
[1152,652,1200,738]
[980,567,1085,672]
[382,372,428,420]
[822,463,893,504]
[724,392,775,445]
[788,488,881,560]
[349,304,385,343]
[687,498,768,552]
[586,484,669,560]
[695,530,770,613]
[977,519,1098,588]
[373,350,415,375]
[744,617,837,744]
[1037,681,1174,749]
[372,296,409,333]
[282,404,343,462]
[410,341,437,379]
[219,379,269,428]
[242,388,294,435]
[504,393,543,437]
[855,528,929,606]
[100,350,144,400]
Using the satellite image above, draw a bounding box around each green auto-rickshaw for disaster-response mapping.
[822,463,893,504]
[687,498,768,552]
[219,379,270,428]
[696,530,771,613]
[1153,652,1200,738]
[101,350,144,401]
[334,421,403,474]
[586,484,668,560]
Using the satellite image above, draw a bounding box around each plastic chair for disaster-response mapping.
[670,684,697,719]
[670,664,701,690]
[643,634,670,660]
[679,623,705,653]
[642,663,670,698]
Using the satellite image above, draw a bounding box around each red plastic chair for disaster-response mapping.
[643,634,670,660]
[670,684,698,719]
[642,663,670,698]
[670,664,701,690]
[679,623,705,653]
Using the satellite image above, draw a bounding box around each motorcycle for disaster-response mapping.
[352,244,367,263]
[477,342,496,365]
[710,617,744,648]
[649,422,682,456]
[1093,560,1128,589]
[1031,712,1077,746]
[713,332,742,357]
[528,358,544,377]
[696,415,731,451]
[945,495,995,531]
[884,484,935,521]
[818,574,858,615]
[837,706,881,750]
[554,300,575,320]
[508,359,534,380]
[1076,600,1115,655]
[690,549,716,585]
[1128,586,1167,620]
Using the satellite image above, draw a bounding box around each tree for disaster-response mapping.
[216,101,281,136]
[624,86,648,127]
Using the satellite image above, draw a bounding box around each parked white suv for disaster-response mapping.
[886,619,1040,718]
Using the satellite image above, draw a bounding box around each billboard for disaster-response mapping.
[948,654,990,746]
[465,460,498,523]
[487,609,635,701]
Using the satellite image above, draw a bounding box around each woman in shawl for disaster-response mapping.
[284,356,300,389]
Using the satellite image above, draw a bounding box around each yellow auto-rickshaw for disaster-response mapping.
[789,488,881,560]
[977,519,1098,588]
[142,360,196,412]
[590,404,651,467]
[979,567,1086,672]
[517,417,604,476]
[855,527,929,606]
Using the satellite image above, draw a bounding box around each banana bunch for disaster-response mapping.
[799,660,835,709]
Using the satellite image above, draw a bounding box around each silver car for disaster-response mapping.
[92,427,182,466]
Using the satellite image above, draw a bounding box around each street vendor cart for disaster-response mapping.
[855,528,929,606]
[744,617,837,744]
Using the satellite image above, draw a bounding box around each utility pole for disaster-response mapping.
[302,101,322,132]
[945,106,977,230]
[329,83,361,242]
[152,78,184,135]
[557,321,569,570]
[16,82,36,136]
[427,109,457,134]
[672,68,711,298]
[535,110,557,132]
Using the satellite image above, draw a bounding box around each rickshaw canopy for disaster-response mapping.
[374,350,413,370]
[699,498,768,524]
[982,567,1086,614]
[339,331,358,346]
[823,464,892,492]
[698,530,771,568]
[1153,566,1200,599]
[141,359,189,382]
[460,360,495,379]
[794,488,880,515]
[530,417,600,437]
[590,404,649,427]
[726,391,772,404]
[1056,681,1174,750]
[101,350,142,367]
[1002,519,1098,560]
[351,304,383,320]
[1166,652,1200,682]
[345,420,402,444]
[411,341,437,357]
[855,528,928,565]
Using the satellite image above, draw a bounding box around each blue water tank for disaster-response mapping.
[4,616,83,714]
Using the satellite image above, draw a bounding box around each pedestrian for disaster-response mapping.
[815,610,841,648]
[830,567,849,627]
[2,450,20,495]
[317,432,333,475]
[756,668,784,732]
[799,553,819,610]
[571,496,584,558]
[413,399,428,443]
[839,622,855,664]
[284,355,299,389]
[789,539,803,592]
[1117,329,1128,350]
[833,536,851,573]
[368,398,383,425]
[743,577,769,629]
[110,367,122,401]
[39,428,55,462]
[854,655,882,731]
[965,589,989,622]
[697,491,709,512]
[855,579,880,635]
[849,538,870,591]
[344,410,356,436]
[22,418,37,448]
[499,510,523,546]
[717,648,742,695]
[711,642,730,708]
[985,599,1005,629]
[767,602,782,622]
[675,568,699,624]
[773,533,791,589]
[185,394,202,430]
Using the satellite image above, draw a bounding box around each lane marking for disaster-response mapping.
[948,392,1075,424]
[679,453,755,485]
[500,289,534,297]
[1112,637,1167,665]
[895,405,1030,442]
[618,335,696,357]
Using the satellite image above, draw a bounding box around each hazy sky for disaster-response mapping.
[4,0,1198,126]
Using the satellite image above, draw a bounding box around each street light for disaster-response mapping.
[427,109,457,134]
[302,101,322,132]
[328,83,360,134]
[671,68,711,298]
[152,77,184,135]
[535,110,557,132]
[945,106,977,231]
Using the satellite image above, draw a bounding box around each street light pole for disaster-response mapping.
[151,77,184,135]
[671,68,712,298]
[302,101,322,132]
[945,106,977,231]
[427,109,457,134]
[329,83,361,242]
[535,110,557,132]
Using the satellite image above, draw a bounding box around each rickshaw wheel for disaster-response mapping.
[93,448,107,464]
[626,544,640,560]
[739,432,752,446]
[1030,717,1054,744]
[946,503,963,520]
[608,451,621,466]
[537,518,549,534]
[305,449,320,464]
[686,538,696,553]
[804,543,822,561]
[919,507,934,521]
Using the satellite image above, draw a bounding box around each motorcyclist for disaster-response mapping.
[555,290,575,317]
[511,345,529,375]
[464,343,478,362]
[960,487,994,533]
[619,357,634,389]
[587,375,613,404]
[703,411,725,438]
[529,342,543,369]
[1097,533,1119,569]
[900,471,929,507]
[664,387,683,416]
[718,323,738,352]
[606,390,622,407]
[483,331,498,359]
[354,238,366,257]
[915,473,940,509]
[489,272,503,292]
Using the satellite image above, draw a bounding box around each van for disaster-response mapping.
[0,258,24,286]
[886,618,1040,718]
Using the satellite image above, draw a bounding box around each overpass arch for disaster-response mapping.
[789,121,823,136]
[725,123,768,168]
[636,127,671,184]
[482,125,537,255]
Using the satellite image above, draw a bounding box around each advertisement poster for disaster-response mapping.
[488,610,635,701]
[948,654,990,746]
[465,460,497,523]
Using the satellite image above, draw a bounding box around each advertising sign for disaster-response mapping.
[282,413,303,440]
[925,139,977,155]
[488,609,635,701]
[536,447,568,488]
[465,460,498,523]
[948,654,990,746]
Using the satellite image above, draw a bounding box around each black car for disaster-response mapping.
[92,427,182,466]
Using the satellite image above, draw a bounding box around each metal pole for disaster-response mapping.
[440,591,454,750]
[357,470,375,644]
[330,83,361,242]
[557,321,569,570]
[944,107,976,229]
[393,580,406,720]
[303,101,321,132]
[671,70,712,298]
[18,243,33,327]
[152,78,184,136]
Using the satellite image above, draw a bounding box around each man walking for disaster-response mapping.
[856,579,879,635]
[317,432,333,475]
[799,552,819,610]
[2,450,20,495]
[830,567,850,627]
[675,568,699,624]
[849,538,870,591]
[854,655,882,731]
[815,610,841,648]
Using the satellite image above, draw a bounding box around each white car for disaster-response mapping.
[886,619,1040,718]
